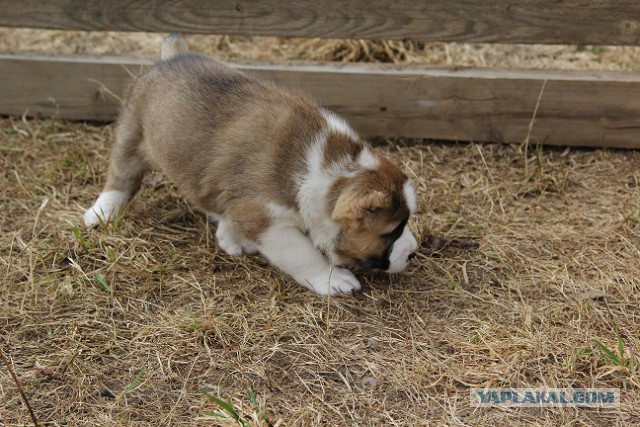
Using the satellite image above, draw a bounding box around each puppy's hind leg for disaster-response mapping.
[84,108,150,226]
[212,217,258,256]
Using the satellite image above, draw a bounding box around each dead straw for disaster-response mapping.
[0,348,40,427]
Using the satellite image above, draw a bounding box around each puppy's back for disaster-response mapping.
[123,53,325,213]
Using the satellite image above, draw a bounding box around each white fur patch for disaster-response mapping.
[258,224,361,295]
[321,109,358,141]
[387,225,418,273]
[84,191,129,226]
[357,147,380,169]
[297,130,342,253]
[215,219,257,256]
[403,180,418,213]
[267,203,304,229]
[208,213,258,255]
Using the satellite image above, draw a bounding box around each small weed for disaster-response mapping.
[117,370,145,402]
[248,390,269,425]
[95,274,111,292]
[467,327,489,344]
[485,251,505,262]
[450,281,464,296]
[93,207,126,234]
[575,346,594,357]
[67,220,91,250]
[107,246,116,261]
[203,389,272,427]
[624,210,639,224]
[594,324,639,386]
[35,275,58,285]
[185,304,201,331]
[96,212,108,233]
[443,212,460,227]
[112,209,124,233]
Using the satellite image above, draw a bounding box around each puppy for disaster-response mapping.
[84,34,419,295]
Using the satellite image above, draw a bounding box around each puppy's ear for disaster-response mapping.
[331,189,389,223]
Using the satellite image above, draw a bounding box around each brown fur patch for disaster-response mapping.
[332,189,389,222]
[107,53,325,241]
[224,201,271,241]
[328,157,410,264]
[322,132,363,169]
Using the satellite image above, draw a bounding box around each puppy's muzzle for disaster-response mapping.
[360,241,418,273]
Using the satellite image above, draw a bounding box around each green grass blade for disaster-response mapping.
[615,325,625,360]
[67,220,92,250]
[202,410,229,419]
[595,339,623,366]
[248,388,269,423]
[95,273,111,292]
[206,394,241,420]
[249,389,258,407]
[117,370,144,402]
[185,304,200,331]
[96,212,107,232]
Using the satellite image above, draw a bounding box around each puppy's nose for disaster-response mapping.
[407,251,417,261]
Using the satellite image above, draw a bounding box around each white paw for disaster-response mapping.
[305,267,361,296]
[83,209,102,227]
[84,191,129,227]
[217,235,244,256]
[216,221,254,256]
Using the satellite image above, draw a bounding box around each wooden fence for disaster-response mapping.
[1,0,640,148]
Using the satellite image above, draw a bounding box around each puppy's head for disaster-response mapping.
[329,156,418,273]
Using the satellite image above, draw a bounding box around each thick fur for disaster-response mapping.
[85,35,418,295]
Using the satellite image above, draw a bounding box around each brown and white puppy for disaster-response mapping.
[84,34,418,295]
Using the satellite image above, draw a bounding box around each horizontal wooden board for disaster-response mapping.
[1,0,640,45]
[1,54,640,148]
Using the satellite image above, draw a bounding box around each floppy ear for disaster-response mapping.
[331,189,389,223]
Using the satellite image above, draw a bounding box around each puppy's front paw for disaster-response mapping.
[83,208,102,227]
[83,191,129,227]
[306,267,361,296]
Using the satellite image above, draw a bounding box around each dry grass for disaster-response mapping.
[1,117,639,426]
[1,29,640,426]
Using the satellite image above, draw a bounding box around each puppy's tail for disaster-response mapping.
[160,33,189,60]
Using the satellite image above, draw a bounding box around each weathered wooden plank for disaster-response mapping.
[1,54,640,148]
[0,0,639,46]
